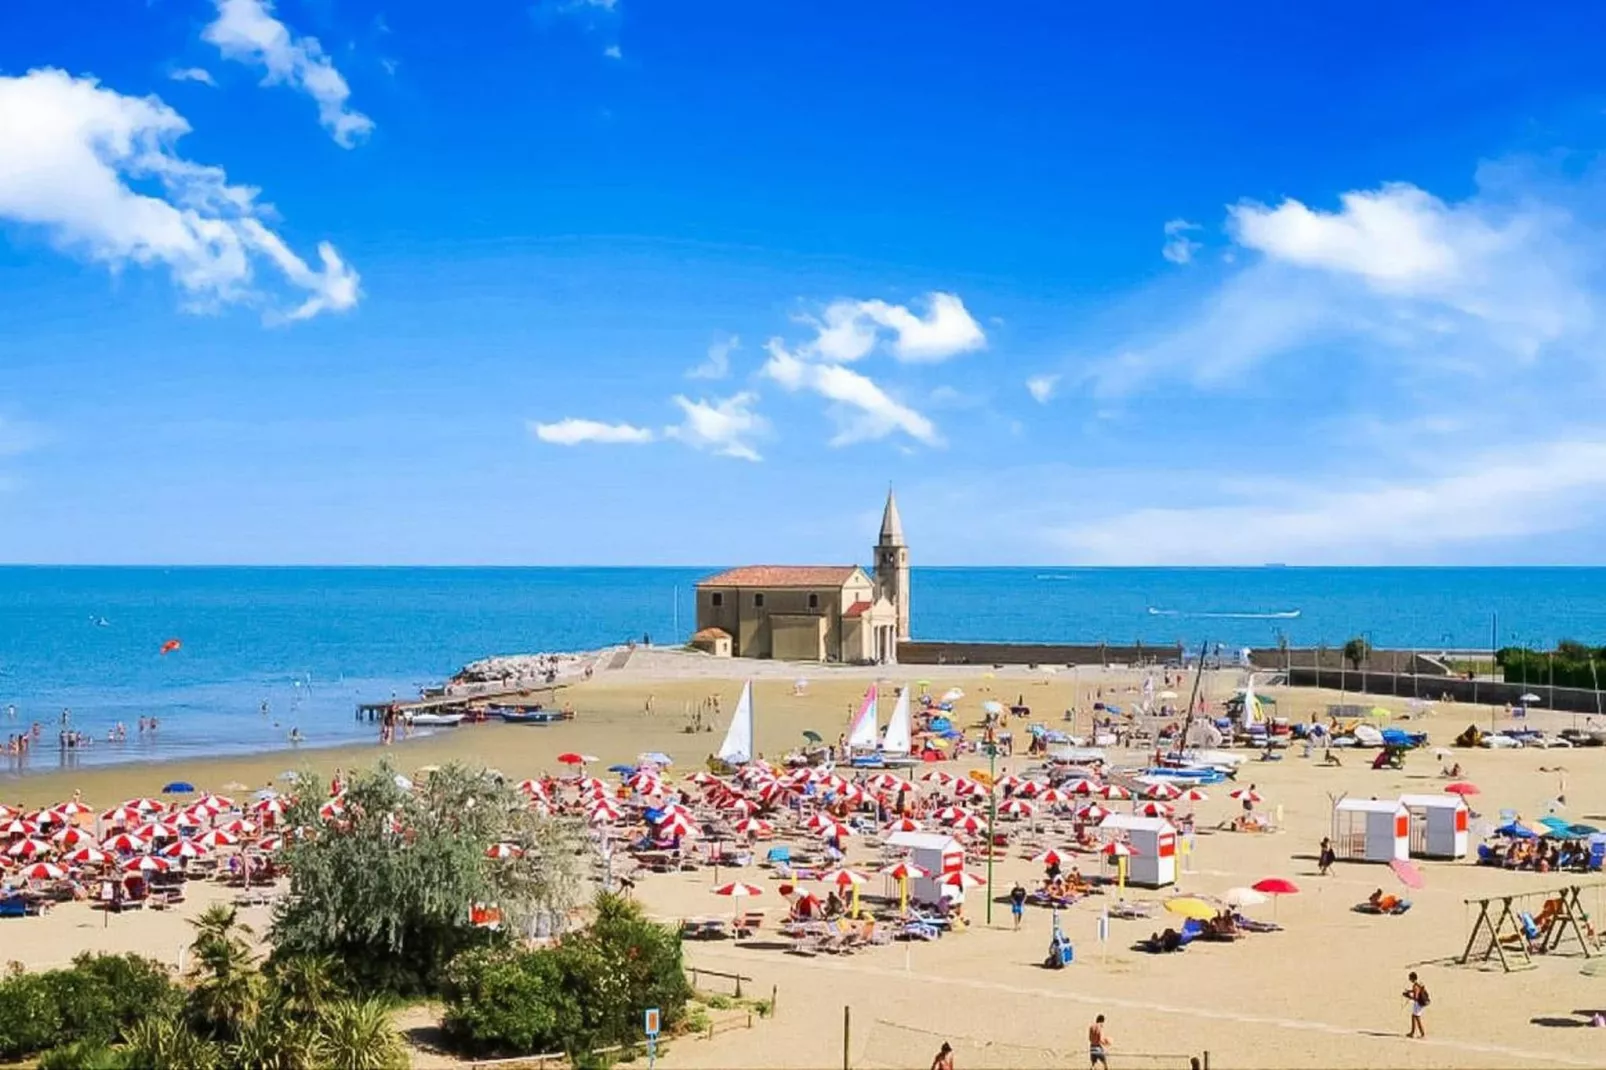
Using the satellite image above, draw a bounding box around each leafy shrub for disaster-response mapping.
[36,1038,132,1070]
[441,946,573,1056]
[0,953,180,1060]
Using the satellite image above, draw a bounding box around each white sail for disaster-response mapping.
[717,681,754,764]
[882,685,912,755]
[1242,673,1262,728]
[847,685,879,750]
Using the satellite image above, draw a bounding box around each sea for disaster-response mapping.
[2,565,1604,776]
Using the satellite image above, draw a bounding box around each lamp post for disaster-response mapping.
[984,728,998,925]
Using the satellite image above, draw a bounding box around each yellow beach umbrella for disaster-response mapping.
[1163,896,1217,921]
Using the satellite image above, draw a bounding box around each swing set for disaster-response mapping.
[1459,882,1603,972]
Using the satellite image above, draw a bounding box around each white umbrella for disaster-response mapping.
[1224,887,1267,907]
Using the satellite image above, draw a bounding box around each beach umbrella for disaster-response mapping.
[194,794,235,813]
[1036,787,1069,806]
[1031,848,1069,867]
[0,804,15,820]
[607,764,635,776]
[1179,787,1209,803]
[123,797,165,813]
[941,870,986,891]
[485,843,524,860]
[1520,693,1542,704]
[255,835,285,853]
[51,800,93,819]
[318,800,345,821]
[953,778,986,798]
[933,806,971,824]
[1229,788,1264,805]
[713,881,762,900]
[1097,784,1131,801]
[0,817,38,837]
[1102,841,1136,858]
[1251,877,1299,918]
[686,771,719,787]
[557,753,596,766]
[161,839,206,860]
[1077,803,1111,823]
[123,856,170,874]
[196,829,238,849]
[951,814,986,836]
[940,688,965,704]
[251,798,287,818]
[576,776,608,793]
[1164,897,1218,922]
[1444,782,1480,797]
[6,837,50,858]
[878,860,929,913]
[515,779,547,797]
[734,817,773,837]
[133,821,180,842]
[1224,887,1267,908]
[161,781,196,795]
[883,817,924,834]
[65,847,109,866]
[823,867,871,916]
[998,798,1036,818]
[19,862,65,882]
[51,826,92,849]
[1143,782,1183,801]
[724,797,759,816]
[659,814,698,838]
[1389,858,1425,890]
[100,806,143,827]
[920,770,955,786]
[218,818,257,836]
[815,819,853,842]
[28,808,65,829]
[101,833,147,854]
[1064,778,1101,796]
[1135,801,1174,818]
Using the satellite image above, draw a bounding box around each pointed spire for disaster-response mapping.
[879,486,905,545]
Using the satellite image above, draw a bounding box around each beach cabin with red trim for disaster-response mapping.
[885,830,964,904]
[1399,794,1470,860]
[1331,798,1410,863]
[1097,814,1177,888]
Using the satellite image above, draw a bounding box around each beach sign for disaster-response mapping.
[644,1008,661,1037]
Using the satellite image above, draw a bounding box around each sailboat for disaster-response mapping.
[877,685,919,768]
[844,685,880,764]
[709,681,755,774]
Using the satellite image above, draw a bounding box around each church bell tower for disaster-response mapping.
[875,488,911,640]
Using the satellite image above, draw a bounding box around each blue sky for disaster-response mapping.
[5,1,1606,565]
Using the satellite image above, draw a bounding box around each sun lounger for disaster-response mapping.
[1107,900,1154,920]
[1231,913,1281,933]
[733,911,765,938]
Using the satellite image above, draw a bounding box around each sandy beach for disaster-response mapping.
[5,652,1606,1068]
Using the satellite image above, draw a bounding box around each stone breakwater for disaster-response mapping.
[447,649,614,691]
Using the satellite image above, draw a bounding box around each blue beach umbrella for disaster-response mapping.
[162,781,196,794]
[608,764,635,775]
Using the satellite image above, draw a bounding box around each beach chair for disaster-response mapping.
[733,911,764,938]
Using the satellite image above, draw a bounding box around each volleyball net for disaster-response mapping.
[856,1016,1202,1069]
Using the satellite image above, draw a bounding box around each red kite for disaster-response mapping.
[159,639,182,656]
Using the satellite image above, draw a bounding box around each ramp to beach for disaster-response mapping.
[604,647,635,672]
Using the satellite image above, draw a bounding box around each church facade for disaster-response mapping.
[693,491,910,663]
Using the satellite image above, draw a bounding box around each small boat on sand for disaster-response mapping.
[408,712,465,728]
[492,707,564,725]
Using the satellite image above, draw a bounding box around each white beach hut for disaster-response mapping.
[1331,798,1410,863]
[885,830,965,904]
[1097,814,1177,888]
[1399,794,1470,860]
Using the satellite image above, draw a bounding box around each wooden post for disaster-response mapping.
[734,972,743,998]
[1202,1052,1210,1070]
[771,983,779,1017]
[843,1005,851,1070]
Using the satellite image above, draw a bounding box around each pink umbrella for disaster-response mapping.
[1389,858,1425,890]
[19,861,65,882]
[6,837,50,858]
[485,843,524,860]
[123,855,170,874]
[101,833,147,853]
[65,846,109,866]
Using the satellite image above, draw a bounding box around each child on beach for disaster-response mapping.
[1010,882,1027,929]
[1402,971,1429,1038]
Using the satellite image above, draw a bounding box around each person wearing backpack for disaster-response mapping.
[1402,971,1429,1038]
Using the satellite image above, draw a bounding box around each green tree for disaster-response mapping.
[185,905,264,1043]
[1343,636,1371,671]
[270,760,586,993]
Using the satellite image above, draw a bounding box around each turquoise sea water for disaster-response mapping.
[2,566,1603,775]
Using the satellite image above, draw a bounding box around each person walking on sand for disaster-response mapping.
[1088,1015,1111,1068]
[1010,881,1027,930]
[1402,971,1429,1038]
[930,1041,954,1070]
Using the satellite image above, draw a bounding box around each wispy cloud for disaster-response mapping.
[763,341,941,447]
[687,334,738,380]
[665,393,766,461]
[530,418,654,446]
[1025,374,1059,404]
[168,67,217,87]
[603,44,622,60]
[203,0,374,147]
[0,68,359,322]
[1161,218,1202,264]
[803,292,986,364]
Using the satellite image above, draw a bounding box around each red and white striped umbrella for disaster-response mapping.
[123,797,165,813]
[867,773,914,794]
[194,794,235,813]
[835,784,868,804]
[1097,784,1131,801]
[998,798,1036,818]
[1031,848,1069,867]
[101,832,147,853]
[1036,787,1069,805]
[878,860,929,880]
[883,816,925,833]
[1135,801,1174,818]
[659,815,698,838]
[515,778,548,797]
[51,800,94,819]
[1064,778,1101,796]
[734,817,773,837]
[123,855,171,873]
[133,821,180,842]
[724,797,759,816]
[51,826,92,849]
[1102,841,1137,858]
[100,806,143,826]
[942,870,987,890]
[27,809,64,829]
[6,837,50,858]
[819,773,850,793]
[218,818,257,836]
[19,861,65,882]
[0,804,16,820]
[65,846,109,866]
[161,839,207,860]
[950,814,986,835]
[255,836,286,853]
[196,829,239,849]
[250,797,287,817]
[485,843,524,860]
[1179,787,1210,803]
[933,806,971,824]
[1229,788,1264,804]
[0,817,39,837]
[1076,803,1111,823]
[686,771,719,787]
[815,819,853,841]
[1015,780,1049,797]
[822,867,871,888]
[1143,782,1183,801]
[713,881,763,899]
[920,770,955,785]
[953,778,986,798]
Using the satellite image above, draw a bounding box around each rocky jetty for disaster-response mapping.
[449,650,604,691]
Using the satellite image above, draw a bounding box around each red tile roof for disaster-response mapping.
[698,565,859,588]
[842,600,873,619]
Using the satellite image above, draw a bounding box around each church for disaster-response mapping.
[692,490,910,663]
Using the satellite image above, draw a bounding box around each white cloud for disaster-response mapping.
[687,334,738,380]
[665,392,766,461]
[1025,374,1059,404]
[204,0,374,148]
[1052,440,1606,565]
[1161,218,1201,265]
[803,292,986,364]
[531,418,655,446]
[603,44,623,59]
[763,341,941,447]
[169,68,217,87]
[0,68,359,321]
